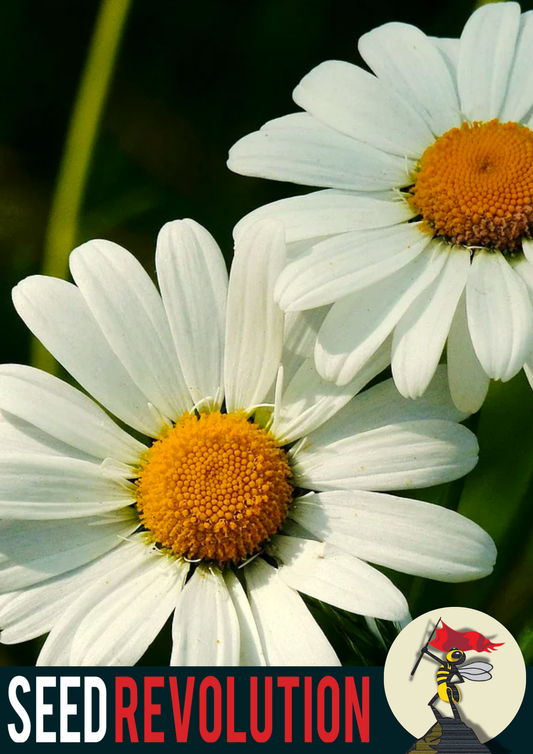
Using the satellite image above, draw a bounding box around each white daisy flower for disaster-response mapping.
[0,218,493,666]
[228,1,533,413]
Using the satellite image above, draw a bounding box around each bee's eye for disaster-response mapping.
[452,651,462,659]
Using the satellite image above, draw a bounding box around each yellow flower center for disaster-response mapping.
[134,411,292,566]
[409,120,533,251]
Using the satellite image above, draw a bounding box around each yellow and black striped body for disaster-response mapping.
[437,660,461,704]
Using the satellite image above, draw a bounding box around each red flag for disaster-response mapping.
[429,621,504,653]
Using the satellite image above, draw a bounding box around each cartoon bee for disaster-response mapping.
[420,645,493,714]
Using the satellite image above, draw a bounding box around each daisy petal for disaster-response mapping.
[279,307,330,389]
[293,60,433,158]
[359,22,461,135]
[392,244,469,399]
[272,338,390,445]
[171,566,240,666]
[0,454,133,519]
[271,535,408,620]
[233,190,412,244]
[0,570,88,644]
[228,113,413,191]
[224,220,285,412]
[0,412,92,459]
[39,541,189,666]
[431,38,459,78]
[507,256,533,389]
[224,571,266,666]
[501,12,533,122]
[521,239,533,271]
[291,491,496,582]
[458,1,521,121]
[467,250,533,381]
[244,558,340,666]
[305,366,468,450]
[0,509,138,591]
[292,419,479,492]
[12,277,164,437]
[70,239,190,421]
[275,222,432,312]
[523,361,533,392]
[511,253,533,310]
[315,242,446,385]
[0,542,137,644]
[447,292,490,414]
[0,365,146,464]
[156,220,228,409]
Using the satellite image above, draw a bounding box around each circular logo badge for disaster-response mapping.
[384,607,526,744]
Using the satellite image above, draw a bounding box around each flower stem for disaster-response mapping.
[32,0,133,373]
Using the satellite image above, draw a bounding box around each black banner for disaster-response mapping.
[0,667,529,750]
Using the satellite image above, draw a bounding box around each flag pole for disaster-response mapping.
[411,616,442,676]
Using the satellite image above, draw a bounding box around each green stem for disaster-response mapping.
[32,0,133,373]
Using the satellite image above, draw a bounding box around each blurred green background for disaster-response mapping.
[2,0,533,665]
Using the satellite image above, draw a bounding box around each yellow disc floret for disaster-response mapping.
[410,120,533,251]
[134,411,292,566]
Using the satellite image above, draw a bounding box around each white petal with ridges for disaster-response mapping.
[523,360,533,392]
[466,250,533,381]
[510,257,533,357]
[316,242,446,385]
[156,220,228,409]
[359,22,461,135]
[292,419,478,492]
[38,540,188,666]
[171,566,240,666]
[291,491,496,582]
[233,190,412,244]
[244,558,340,666]
[521,239,533,271]
[447,292,490,414]
[0,454,133,519]
[511,254,533,309]
[70,240,191,421]
[0,541,138,644]
[271,535,408,620]
[305,367,468,451]
[12,277,164,437]
[0,365,145,464]
[500,12,533,122]
[0,567,90,644]
[392,245,469,399]
[224,571,266,666]
[228,113,414,191]
[431,38,459,78]
[0,510,138,591]
[279,307,330,389]
[294,60,433,157]
[458,2,521,121]
[275,222,431,312]
[272,338,390,445]
[0,412,92,460]
[224,220,285,413]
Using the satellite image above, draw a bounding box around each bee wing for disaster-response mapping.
[460,661,493,681]
[462,661,493,672]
